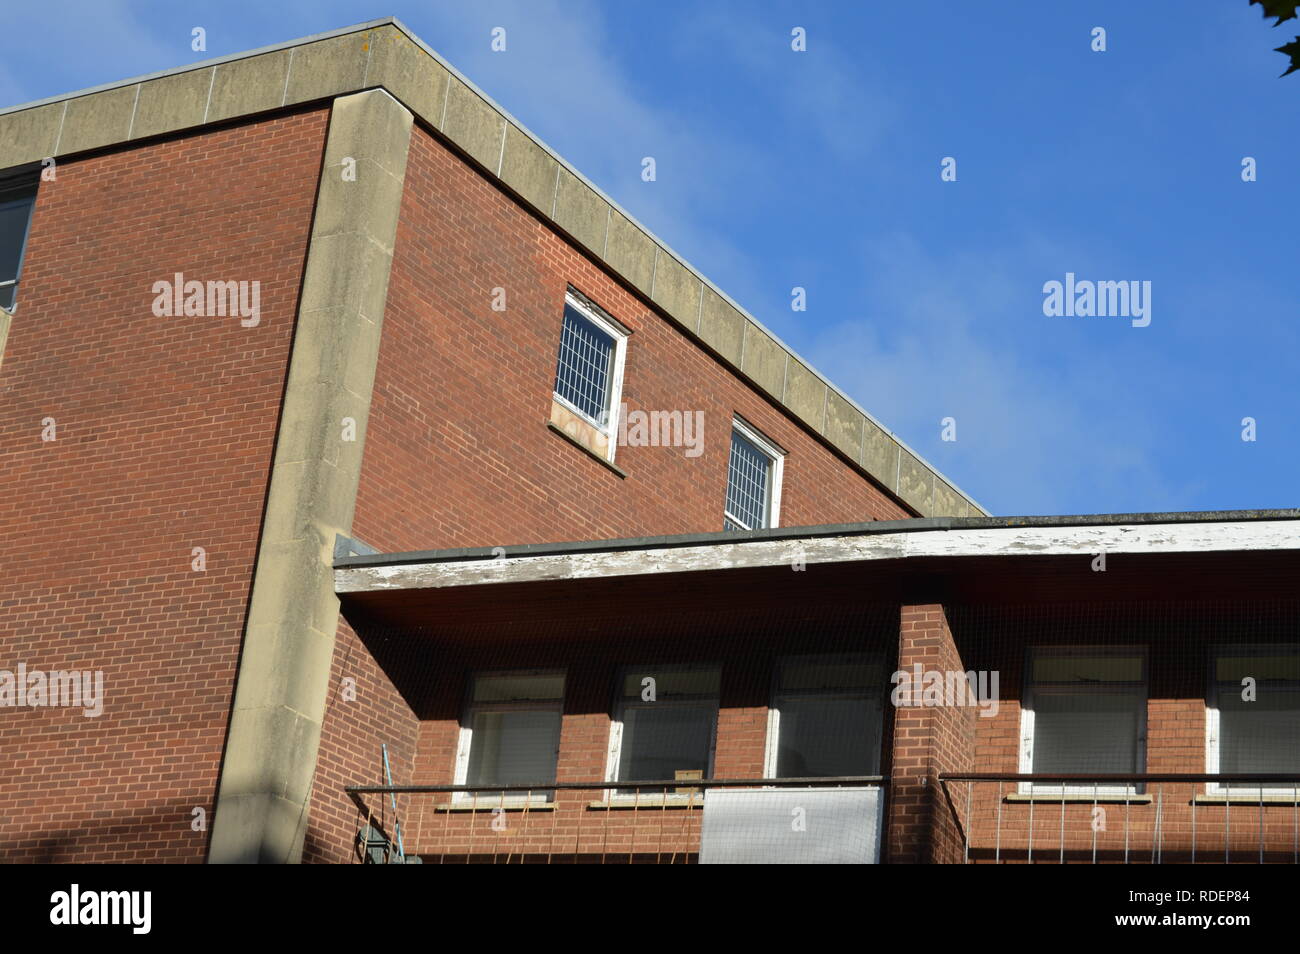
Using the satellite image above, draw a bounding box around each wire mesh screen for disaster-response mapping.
[324,596,1300,864]
[937,600,1300,863]
[326,599,896,864]
[698,786,883,863]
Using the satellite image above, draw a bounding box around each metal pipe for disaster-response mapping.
[939,773,1300,783]
[348,775,887,795]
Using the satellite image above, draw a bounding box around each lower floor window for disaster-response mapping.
[1209,646,1300,796]
[456,671,564,800]
[1019,647,1147,795]
[767,655,884,778]
[608,666,719,793]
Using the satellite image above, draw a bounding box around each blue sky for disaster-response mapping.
[1,1,1294,516]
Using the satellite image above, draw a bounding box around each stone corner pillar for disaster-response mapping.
[208,88,413,863]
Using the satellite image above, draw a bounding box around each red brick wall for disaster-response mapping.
[301,617,421,864]
[0,108,329,861]
[886,604,977,863]
[352,124,910,555]
[307,123,911,862]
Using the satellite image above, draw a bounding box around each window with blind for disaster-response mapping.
[454,671,564,803]
[766,655,884,779]
[1208,646,1300,796]
[1018,647,1147,795]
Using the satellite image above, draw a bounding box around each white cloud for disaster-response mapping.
[0,1,176,106]
[409,3,1187,515]
[413,0,780,315]
[802,233,1187,515]
[670,9,900,163]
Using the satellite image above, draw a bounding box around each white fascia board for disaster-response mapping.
[335,520,1300,594]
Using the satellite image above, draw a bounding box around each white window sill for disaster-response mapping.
[437,797,556,812]
[587,793,704,810]
[1007,791,1151,804]
[1194,792,1300,804]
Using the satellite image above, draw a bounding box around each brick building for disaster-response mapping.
[0,20,1293,864]
[334,511,1299,864]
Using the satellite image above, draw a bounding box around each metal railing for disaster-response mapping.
[347,775,886,864]
[939,773,1300,864]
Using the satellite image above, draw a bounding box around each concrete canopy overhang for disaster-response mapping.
[335,510,1300,630]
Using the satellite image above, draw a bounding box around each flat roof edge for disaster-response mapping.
[333,509,1300,570]
[0,18,400,117]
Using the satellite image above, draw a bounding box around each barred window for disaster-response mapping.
[553,293,624,429]
[724,420,783,530]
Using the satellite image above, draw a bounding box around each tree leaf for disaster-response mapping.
[1276,35,1300,75]
[1251,0,1300,26]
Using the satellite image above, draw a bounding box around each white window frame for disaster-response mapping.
[452,669,565,806]
[724,417,785,531]
[1206,644,1300,798]
[1018,646,1147,797]
[551,289,629,459]
[602,664,720,804]
[0,178,38,313]
[763,653,884,780]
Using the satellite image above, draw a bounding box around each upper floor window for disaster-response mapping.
[454,670,564,803]
[765,654,885,779]
[0,176,37,312]
[1207,645,1300,797]
[553,290,627,434]
[1019,647,1146,796]
[724,418,784,531]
